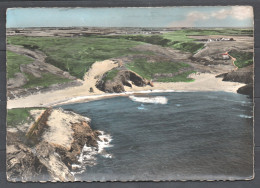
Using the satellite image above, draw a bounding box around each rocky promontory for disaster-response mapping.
[6,108,102,182]
[96,69,153,93]
[216,65,253,97]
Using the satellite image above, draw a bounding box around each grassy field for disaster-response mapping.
[7,36,144,79]
[7,108,44,127]
[7,50,71,89]
[7,28,252,87]
[156,71,195,82]
[101,28,252,54]
[162,29,252,53]
[164,29,253,38]
[23,73,71,88]
[229,50,253,68]
[7,51,34,79]
[101,34,203,54]
[126,59,193,82]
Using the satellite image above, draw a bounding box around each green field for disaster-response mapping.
[23,73,71,88]
[7,108,45,128]
[100,34,204,54]
[156,71,195,82]
[7,28,253,87]
[162,29,252,53]
[7,51,34,79]
[164,28,253,38]
[229,50,253,68]
[101,28,252,54]
[8,36,143,79]
[126,59,192,82]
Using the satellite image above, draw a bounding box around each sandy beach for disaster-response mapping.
[7,62,245,109]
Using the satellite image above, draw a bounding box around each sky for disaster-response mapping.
[6,6,253,28]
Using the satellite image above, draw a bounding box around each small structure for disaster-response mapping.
[222,52,230,60]
[222,52,238,70]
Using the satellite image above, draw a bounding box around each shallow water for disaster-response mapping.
[59,91,253,181]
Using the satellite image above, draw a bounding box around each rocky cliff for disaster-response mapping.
[96,69,152,93]
[216,65,253,97]
[6,108,102,182]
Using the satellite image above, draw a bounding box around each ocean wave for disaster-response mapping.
[129,96,168,104]
[137,104,147,110]
[238,114,253,119]
[71,131,113,175]
[223,98,252,104]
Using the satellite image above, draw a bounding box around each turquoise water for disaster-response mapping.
[59,91,253,181]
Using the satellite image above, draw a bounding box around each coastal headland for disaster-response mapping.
[6,27,254,181]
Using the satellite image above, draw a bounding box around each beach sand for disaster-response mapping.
[7,60,245,109]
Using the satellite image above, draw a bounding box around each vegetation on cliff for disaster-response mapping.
[7,36,143,79]
[7,108,44,128]
[7,51,34,79]
[126,59,193,82]
[229,50,253,68]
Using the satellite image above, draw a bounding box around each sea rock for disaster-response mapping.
[237,84,253,98]
[96,69,148,93]
[216,65,253,97]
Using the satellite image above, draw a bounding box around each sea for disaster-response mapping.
[58,91,253,181]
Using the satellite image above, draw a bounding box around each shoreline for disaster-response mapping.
[7,73,246,109]
[47,88,243,107]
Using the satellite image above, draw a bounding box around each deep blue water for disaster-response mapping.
[59,92,253,181]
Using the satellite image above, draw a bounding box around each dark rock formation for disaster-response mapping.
[221,68,253,84]
[216,65,253,98]
[237,84,253,98]
[96,69,148,93]
[55,121,100,169]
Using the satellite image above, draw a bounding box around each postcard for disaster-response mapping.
[6,6,254,182]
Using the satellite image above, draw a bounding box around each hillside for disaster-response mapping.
[6,27,254,102]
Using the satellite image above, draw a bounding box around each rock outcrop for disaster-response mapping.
[237,83,253,98]
[216,65,253,98]
[6,133,50,182]
[6,108,101,182]
[219,65,253,84]
[96,69,149,93]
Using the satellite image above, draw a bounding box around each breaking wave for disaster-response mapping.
[238,114,253,119]
[129,96,168,104]
[71,131,113,175]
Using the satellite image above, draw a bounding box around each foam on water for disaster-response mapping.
[71,131,113,175]
[238,114,253,119]
[129,96,168,104]
[137,104,146,110]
